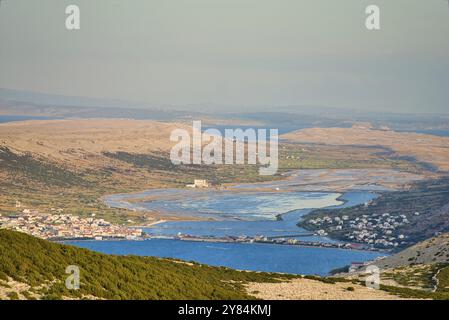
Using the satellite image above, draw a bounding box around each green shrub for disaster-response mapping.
[0,229,294,300]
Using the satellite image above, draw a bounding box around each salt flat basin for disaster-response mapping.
[106,189,344,221]
[145,191,376,241]
[104,168,422,221]
[170,191,342,220]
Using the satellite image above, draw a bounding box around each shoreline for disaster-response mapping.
[101,169,401,253]
[62,236,390,254]
[105,193,379,248]
[131,219,167,228]
[109,191,348,225]
[66,191,387,254]
[104,168,406,225]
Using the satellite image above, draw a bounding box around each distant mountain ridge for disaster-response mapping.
[2,88,449,133]
[0,88,152,109]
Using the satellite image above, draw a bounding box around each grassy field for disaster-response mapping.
[278,143,426,173]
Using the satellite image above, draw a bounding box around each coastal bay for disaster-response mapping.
[67,238,384,276]
[68,173,394,275]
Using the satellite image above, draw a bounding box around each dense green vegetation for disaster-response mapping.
[0,229,293,300]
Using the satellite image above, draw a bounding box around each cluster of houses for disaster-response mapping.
[0,209,142,240]
[307,211,419,248]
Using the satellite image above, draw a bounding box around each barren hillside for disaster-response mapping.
[373,233,449,269]
[0,119,189,168]
[283,125,449,172]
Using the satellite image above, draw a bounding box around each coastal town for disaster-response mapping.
[0,180,212,241]
[0,185,408,253]
[304,208,418,249]
[0,208,382,252]
[0,206,143,240]
[0,208,376,251]
[0,181,414,252]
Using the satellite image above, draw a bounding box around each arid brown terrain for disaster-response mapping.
[1,119,445,225]
[245,278,409,300]
[0,119,187,163]
[283,124,449,172]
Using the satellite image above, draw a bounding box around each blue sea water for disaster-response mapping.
[0,115,57,123]
[66,239,384,276]
[412,129,449,137]
[395,129,449,137]
[69,191,383,275]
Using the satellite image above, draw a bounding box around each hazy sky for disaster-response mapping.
[0,0,448,113]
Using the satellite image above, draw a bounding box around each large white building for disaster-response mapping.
[187,179,209,188]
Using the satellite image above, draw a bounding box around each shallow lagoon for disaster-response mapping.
[106,189,343,221]
[71,190,383,275]
[142,191,342,221]
[0,115,57,123]
[144,192,376,242]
